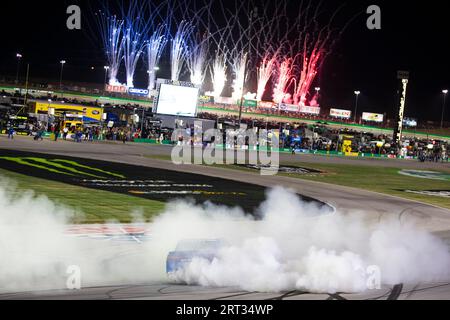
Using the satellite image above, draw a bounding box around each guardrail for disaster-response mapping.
[132,139,422,160]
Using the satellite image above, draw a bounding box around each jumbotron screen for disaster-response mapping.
[155,84,200,117]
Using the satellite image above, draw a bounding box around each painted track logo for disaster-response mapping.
[399,170,450,181]
[0,157,125,179]
[65,225,151,243]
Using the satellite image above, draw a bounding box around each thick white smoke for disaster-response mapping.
[150,187,450,293]
[0,178,449,294]
[0,179,160,293]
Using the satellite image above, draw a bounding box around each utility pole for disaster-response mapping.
[23,64,30,109]
[59,60,66,98]
[15,53,22,84]
[442,90,448,129]
[104,66,110,95]
[354,91,361,123]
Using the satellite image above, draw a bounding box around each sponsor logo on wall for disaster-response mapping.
[105,84,127,94]
[330,108,352,119]
[128,88,150,96]
[362,112,384,123]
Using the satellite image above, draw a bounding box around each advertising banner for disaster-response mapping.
[362,112,384,123]
[278,104,320,114]
[243,99,258,108]
[299,105,321,115]
[330,108,352,119]
[259,101,277,109]
[33,102,103,122]
[215,97,235,105]
[403,118,418,127]
[105,84,127,94]
[128,88,149,97]
[279,103,299,112]
[199,95,215,104]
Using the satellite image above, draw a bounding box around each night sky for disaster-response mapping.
[1,0,449,122]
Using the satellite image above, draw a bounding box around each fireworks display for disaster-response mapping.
[257,53,278,102]
[170,21,193,82]
[186,34,209,87]
[273,58,295,104]
[146,25,168,91]
[93,0,345,107]
[95,12,124,86]
[210,53,227,98]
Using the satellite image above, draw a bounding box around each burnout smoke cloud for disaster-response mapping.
[0,178,449,294]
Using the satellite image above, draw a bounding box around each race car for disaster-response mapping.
[166,239,226,275]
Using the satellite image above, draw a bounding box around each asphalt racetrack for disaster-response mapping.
[0,149,323,214]
[1,136,450,300]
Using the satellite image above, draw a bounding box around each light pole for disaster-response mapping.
[22,64,30,115]
[442,90,448,129]
[15,53,22,84]
[103,66,110,93]
[354,91,361,123]
[315,87,321,107]
[59,60,66,97]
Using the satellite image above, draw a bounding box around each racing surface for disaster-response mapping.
[3,283,450,300]
[1,136,450,300]
[0,149,324,213]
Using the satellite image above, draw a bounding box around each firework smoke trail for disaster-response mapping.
[122,1,153,89]
[231,53,248,101]
[273,58,295,104]
[256,53,278,101]
[146,25,168,91]
[184,1,213,88]
[210,53,227,98]
[186,35,209,87]
[293,46,322,106]
[207,28,229,98]
[123,28,146,88]
[95,12,125,86]
[211,0,345,106]
[203,0,298,102]
[199,0,255,101]
[171,21,194,82]
[287,1,347,106]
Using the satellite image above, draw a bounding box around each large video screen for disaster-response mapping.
[156,84,199,117]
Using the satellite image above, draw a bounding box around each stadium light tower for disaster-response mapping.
[59,60,67,95]
[315,87,321,104]
[354,91,361,123]
[103,66,110,84]
[15,53,23,84]
[442,89,448,129]
[103,66,110,94]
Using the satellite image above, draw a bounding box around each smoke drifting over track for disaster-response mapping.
[0,180,449,294]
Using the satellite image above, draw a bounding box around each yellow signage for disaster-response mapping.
[342,140,353,153]
[32,102,103,122]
